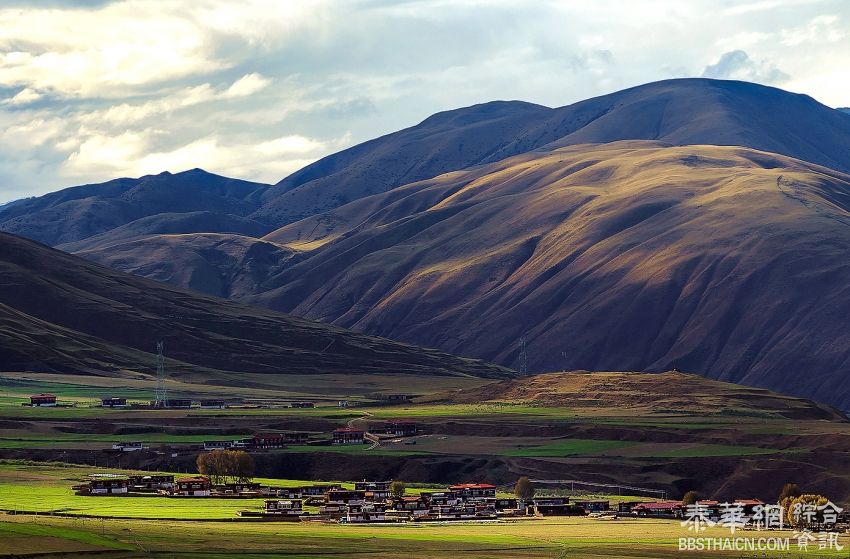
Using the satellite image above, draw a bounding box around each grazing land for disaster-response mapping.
[0,462,848,558]
[2,370,850,502]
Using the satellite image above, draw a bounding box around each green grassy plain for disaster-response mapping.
[0,461,848,558]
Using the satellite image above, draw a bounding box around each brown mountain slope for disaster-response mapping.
[437,371,843,421]
[0,233,510,379]
[71,233,300,299]
[250,141,850,407]
[253,78,850,227]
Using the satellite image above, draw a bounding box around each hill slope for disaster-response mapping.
[0,233,510,379]
[439,371,843,421]
[253,78,850,226]
[0,169,271,246]
[252,142,850,407]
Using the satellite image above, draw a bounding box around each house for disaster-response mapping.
[448,483,496,500]
[574,499,610,513]
[385,421,418,437]
[128,475,174,491]
[533,497,573,516]
[344,503,386,523]
[632,501,683,518]
[492,497,519,511]
[385,394,415,402]
[290,401,315,408]
[166,398,193,409]
[734,499,765,515]
[172,476,211,497]
[85,474,129,495]
[111,442,145,452]
[618,501,648,513]
[203,440,236,451]
[250,432,309,449]
[29,394,57,407]
[263,499,304,516]
[325,489,367,505]
[420,491,461,507]
[332,427,365,445]
[216,481,263,495]
[354,481,392,499]
[101,397,127,408]
[199,399,226,409]
[390,496,431,518]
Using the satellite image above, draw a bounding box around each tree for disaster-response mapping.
[781,494,828,529]
[514,476,535,501]
[681,491,701,506]
[390,480,406,499]
[233,451,255,483]
[778,483,803,503]
[197,449,255,484]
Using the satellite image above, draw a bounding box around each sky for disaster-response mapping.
[0,0,848,202]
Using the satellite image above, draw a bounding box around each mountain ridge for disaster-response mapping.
[0,232,510,379]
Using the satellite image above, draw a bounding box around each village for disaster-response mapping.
[70,470,850,531]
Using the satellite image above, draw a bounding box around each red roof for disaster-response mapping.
[633,501,682,511]
[30,393,56,398]
[696,500,719,506]
[734,499,765,506]
[449,483,496,490]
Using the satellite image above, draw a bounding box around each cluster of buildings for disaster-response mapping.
[243,482,513,522]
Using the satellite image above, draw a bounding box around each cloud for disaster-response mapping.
[701,50,790,84]
[1,0,850,202]
[224,73,271,98]
[781,14,846,46]
[3,88,43,105]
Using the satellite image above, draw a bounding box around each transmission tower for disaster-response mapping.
[518,337,528,376]
[154,341,167,408]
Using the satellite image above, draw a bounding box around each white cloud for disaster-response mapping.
[780,14,846,46]
[2,88,43,105]
[702,50,789,84]
[1,0,850,202]
[224,73,271,98]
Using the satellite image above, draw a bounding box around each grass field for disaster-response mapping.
[1,462,849,558]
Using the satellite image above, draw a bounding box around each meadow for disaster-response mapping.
[1,462,849,558]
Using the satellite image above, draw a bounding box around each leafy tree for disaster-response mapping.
[390,480,406,499]
[681,491,701,506]
[778,483,803,503]
[197,449,255,484]
[514,476,535,501]
[233,451,255,483]
[781,494,828,529]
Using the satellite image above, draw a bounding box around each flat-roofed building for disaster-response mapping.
[101,397,127,408]
[332,427,365,445]
[172,477,211,497]
[86,474,129,495]
[29,394,57,407]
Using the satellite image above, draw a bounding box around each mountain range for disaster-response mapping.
[2,78,850,406]
[0,233,508,380]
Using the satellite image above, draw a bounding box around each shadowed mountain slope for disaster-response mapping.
[253,78,850,226]
[253,142,850,407]
[0,232,510,379]
[0,169,271,246]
